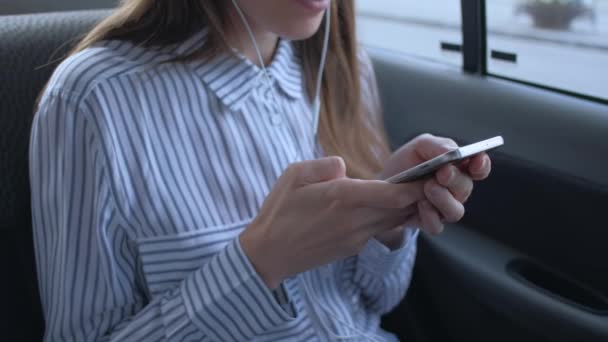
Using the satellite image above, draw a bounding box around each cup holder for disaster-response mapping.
[507,258,608,315]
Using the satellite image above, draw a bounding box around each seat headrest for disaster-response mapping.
[0,9,110,231]
[0,10,112,340]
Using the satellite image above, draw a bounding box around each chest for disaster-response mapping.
[115,84,317,239]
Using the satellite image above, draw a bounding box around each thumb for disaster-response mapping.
[291,156,346,186]
[416,135,459,161]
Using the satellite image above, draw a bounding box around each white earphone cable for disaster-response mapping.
[230,1,380,340]
[312,3,331,141]
[231,0,329,139]
[230,0,275,92]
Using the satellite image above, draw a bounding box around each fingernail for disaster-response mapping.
[443,143,457,151]
[479,157,489,173]
[446,167,455,184]
[430,185,444,197]
[432,225,445,235]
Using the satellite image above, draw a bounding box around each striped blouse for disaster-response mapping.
[29,28,418,341]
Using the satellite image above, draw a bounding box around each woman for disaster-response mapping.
[30,0,491,341]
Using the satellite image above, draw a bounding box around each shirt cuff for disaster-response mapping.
[177,238,296,341]
[357,227,419,278]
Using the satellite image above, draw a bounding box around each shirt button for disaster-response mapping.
[264,88,273,100]
[270,114,282,126]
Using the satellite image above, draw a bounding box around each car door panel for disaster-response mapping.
[370,48,608,342]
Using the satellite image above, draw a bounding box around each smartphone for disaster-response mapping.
[385,136,504,184]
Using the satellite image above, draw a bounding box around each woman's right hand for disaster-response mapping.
[239,157,425,289]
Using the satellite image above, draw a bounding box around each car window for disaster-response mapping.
[356,0,463,67]
[486,0,608,101]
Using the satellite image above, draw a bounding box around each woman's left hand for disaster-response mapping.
[376,134,492,248]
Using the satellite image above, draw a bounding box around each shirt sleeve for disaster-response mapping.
[350,229,419,315]
[30,89,295,342]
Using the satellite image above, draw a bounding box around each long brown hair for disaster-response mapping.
[69,0,390,179]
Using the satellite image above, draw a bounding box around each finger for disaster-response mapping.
[366,205,418,223]
[402,214,421,229]
[424,180,465,223]
[376,206,418,227]
[414,134,459,161]
[436,165,474,203]
[354,206,413,229]
[368,207,414,233]
[291,156,346,185]
[468,153,491,181]
[457,158,471,172]
[418,200,444,235]
[328,179,426,209]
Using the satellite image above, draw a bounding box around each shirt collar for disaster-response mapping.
[176,29,304,112]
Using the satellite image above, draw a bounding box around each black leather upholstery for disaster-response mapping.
[0,10,110,340]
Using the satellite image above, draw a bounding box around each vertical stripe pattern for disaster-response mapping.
[29,29,418,341]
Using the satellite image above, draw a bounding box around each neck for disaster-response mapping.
[227,8,279,67]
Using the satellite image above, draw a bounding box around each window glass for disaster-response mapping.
[486,0,608,100]
[0,0,117,15]
[356,0,463,67]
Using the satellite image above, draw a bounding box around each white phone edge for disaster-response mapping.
[457,136,504,159]
[385,136,504,184]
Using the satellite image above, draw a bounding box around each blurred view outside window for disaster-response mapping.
[357,0,607,100]
[2,0,606,100]
[356,0,463,67]
[487,0,607,100]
